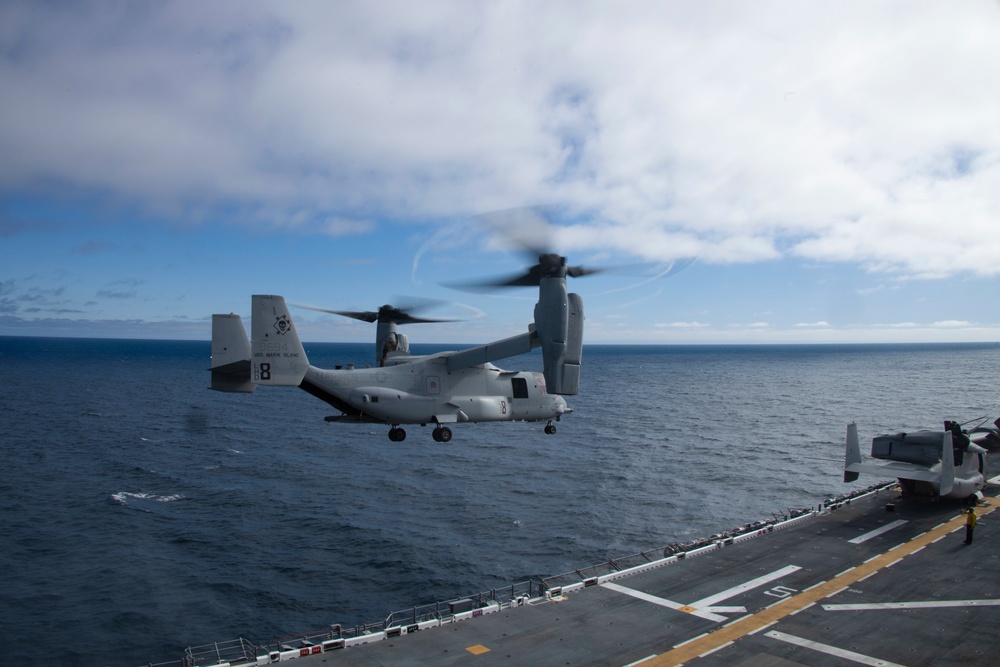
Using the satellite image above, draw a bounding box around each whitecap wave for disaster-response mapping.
[111,491,185,510]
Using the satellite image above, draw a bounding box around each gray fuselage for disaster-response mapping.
[302,352,569,426]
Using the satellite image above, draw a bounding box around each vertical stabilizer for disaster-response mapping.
[210,313,255,393]
[939,430,955,497]
[250,295,309,386]
[844,422,861,482]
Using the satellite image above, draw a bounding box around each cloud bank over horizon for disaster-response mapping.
[2,1,999,343]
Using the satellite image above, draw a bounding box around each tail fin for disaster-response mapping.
[210,313,255,392]
[939,430,955,497]
[251,295,309,386]
[844,422,861,482]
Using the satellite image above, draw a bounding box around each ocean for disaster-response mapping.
[1,337,997,666]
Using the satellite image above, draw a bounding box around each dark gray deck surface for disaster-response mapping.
[296,482,1000,666]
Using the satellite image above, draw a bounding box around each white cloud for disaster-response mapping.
[2,0,999,279]
[655,321,709,329]
[320,218,376,237]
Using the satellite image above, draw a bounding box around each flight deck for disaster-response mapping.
[161,479,999,667]
[280,481,999,667]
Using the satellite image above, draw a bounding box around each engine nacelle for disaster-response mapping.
[534,277,584,395]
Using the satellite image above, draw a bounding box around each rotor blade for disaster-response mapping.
[295,305,379,323]
[293,301,462,325]
[448,258,605,291]
[443,206,617,290]
[567,265,604,279]
[380,307,459,325]
[476,206,556,260]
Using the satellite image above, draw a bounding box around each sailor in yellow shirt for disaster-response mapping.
[964,507,978,545]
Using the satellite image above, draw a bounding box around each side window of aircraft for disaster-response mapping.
[511,377,529,399]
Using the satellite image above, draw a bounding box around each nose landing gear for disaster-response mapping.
[544,421,557,435]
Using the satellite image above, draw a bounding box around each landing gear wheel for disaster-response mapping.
[544,422,557,435]
[433,426,453,443]
[388,427,407,442]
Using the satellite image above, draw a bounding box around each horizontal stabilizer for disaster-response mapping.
[846,459,945,483]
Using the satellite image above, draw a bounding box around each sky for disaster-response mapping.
[2,0,1000,345]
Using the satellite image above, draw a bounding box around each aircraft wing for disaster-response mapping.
[444,330,539,372]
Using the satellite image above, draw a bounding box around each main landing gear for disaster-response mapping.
[388,422,553,441]
[387,425,452,442]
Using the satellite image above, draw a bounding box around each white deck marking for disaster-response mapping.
[765,630,907,667]
[848,519,909,544]
[601,582,730,622]
[601,583,689,612]
[689,565,802,607]
[824,598,1000,611]
[603,565,801,623]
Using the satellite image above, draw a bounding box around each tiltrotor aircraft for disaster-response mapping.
[844,418,999,502]
[209,252,586,442]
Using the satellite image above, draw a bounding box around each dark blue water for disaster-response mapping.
[1,337,997,665]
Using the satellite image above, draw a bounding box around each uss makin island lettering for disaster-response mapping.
[252,351,302,382]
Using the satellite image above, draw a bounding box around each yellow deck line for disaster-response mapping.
[647,496,1000,666]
